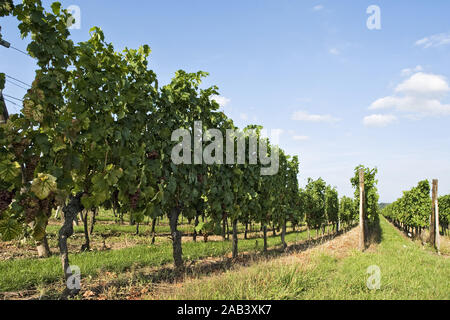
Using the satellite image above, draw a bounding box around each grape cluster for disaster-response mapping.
[112,190,119,203]
[129,189,141,210]
[110,190,120,210]
[19,193,56,223]
[146,150,159,160]
[12,143,25,158]
[19,196,40,223]
[0,190,14,213]
[11,139,30,158]
[25,156,39,181]
[40,198,51,217]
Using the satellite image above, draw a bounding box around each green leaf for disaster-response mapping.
[195,222,205,233]
[51,2,61,15]
[31,214,48,241]
[0,160,21,183]
[0,218,22,241]
[0,73,5,90]
[81,194,94,210]
[105,167,123,185]
[31,173,58,200]
[167,176,177,194]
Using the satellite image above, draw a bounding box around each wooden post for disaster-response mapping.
[436,199,440,253]
[431,179,440,252]
[359,168,365,251]
[430,180,436,247]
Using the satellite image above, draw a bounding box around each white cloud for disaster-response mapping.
[363,114,397,127]
[368,72,450,117]
[329,48,340,55]
[401,65,423,77]
[240,113,248,120]
[293,135,310,141]
[210,95,230,107]
[395,72,449,96]
[313,5,324,11]
[292,110,340,123]
[370,96,450,116]
[415,32,450,48]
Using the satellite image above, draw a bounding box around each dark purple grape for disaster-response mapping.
[0,190,14,212]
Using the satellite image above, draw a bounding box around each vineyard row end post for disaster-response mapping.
[431,179,440,253]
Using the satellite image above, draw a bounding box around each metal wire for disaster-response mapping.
[5,74,31,87]
[10,45,33,59]
[3,98,22,112]
[3,93,23,102]
[6,80,29,91]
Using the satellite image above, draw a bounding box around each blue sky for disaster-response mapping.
[1,0,450,202]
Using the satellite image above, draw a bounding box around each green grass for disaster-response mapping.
[47,209,279,237]
[165,217,450,300]
[46,223,194,236]
[0,225,314,292]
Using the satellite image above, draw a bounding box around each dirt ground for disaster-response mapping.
[147,227,360,300]
[0,226,351,300]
